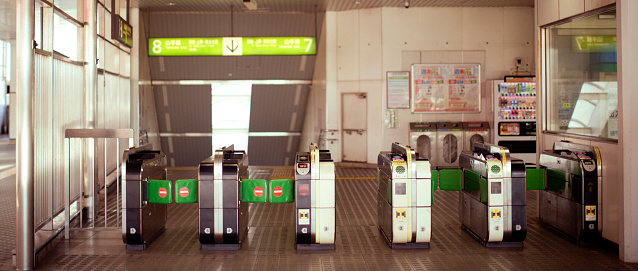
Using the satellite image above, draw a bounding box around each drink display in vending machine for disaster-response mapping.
[493,76,537,164]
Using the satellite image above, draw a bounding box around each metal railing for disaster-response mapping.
[64,128,134,239]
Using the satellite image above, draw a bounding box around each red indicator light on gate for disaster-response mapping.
[298,164,308,168]
[299,185,309,196]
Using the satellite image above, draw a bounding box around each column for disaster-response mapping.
[618,0,638,263]
[16,0,35,269]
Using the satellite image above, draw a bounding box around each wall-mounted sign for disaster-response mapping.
[411,63,481,113]
[572,35,616,53]
[112,15,133,48]
[148,37,316,56]
[386,71,410,109]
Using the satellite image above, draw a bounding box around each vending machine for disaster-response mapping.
[493,76,537,164]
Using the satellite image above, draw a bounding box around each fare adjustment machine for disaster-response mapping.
[295,143,336,249]
[377,142,432,248]
[459,143,527,247]
[122,146,168,250]
[538,141,602,244]
[198,145,250,250]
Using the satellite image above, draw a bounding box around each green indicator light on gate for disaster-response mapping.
[491,165,501,173]
[396,166,406,174]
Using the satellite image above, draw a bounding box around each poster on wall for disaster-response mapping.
[411,64,481,113]
[387,71,410,109]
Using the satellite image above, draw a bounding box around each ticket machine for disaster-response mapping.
[538,141,602,244]
[377,142,432,248]
[294,143,336,249]
[198,145,249,250]
[459,143,527,247]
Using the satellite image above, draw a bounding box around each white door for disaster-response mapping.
[341,93,367,162]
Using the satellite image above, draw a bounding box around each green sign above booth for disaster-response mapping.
[572,35,617,53]
[148,37,316,56]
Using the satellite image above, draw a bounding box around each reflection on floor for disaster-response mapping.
[5,166,638,270]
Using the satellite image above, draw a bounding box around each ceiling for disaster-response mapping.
[131,0,534,12]
[0,0,534,40]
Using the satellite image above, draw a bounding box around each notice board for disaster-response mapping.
[411,64,481,113]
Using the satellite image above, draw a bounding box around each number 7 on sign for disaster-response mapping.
[304,38,313,53]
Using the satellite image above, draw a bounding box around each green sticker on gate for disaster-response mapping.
[148,179,172,204]
[175,179,198,203]
[269,179,294,203]
[242,179,269,203]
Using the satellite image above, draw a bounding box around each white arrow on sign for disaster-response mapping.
[227,228,233,234]
[223,37,243,56]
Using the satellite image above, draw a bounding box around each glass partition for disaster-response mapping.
[544,6,617,140]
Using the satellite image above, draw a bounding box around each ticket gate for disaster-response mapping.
[198,145,249,250]
[538,141,602,244]
[122,145,168,250]
[377,142,432,249]
[458,143,527,247]
[295,143,336,249]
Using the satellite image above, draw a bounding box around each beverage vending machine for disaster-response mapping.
[493,76,537,164]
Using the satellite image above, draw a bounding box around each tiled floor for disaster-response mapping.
[3,166,629,270]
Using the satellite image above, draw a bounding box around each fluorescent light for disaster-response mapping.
[243,0,258,10]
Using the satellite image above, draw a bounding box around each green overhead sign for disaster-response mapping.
[572,35,617,53]
[149,37,316,56]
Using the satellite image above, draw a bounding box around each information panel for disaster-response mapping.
[387,71,410,109]
[149,37,316,56]
[411,64,481,113]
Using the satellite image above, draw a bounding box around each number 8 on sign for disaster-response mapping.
[152,40,162,54]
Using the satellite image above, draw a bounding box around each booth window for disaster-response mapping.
[543,6,617,140]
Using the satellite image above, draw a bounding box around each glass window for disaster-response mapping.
[211,83,252,151]
[55,0,78,20]
[544,6,617,140]
[53,12,79,60]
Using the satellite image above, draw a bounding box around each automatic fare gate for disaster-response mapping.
[198,145,250,250]
[538,141,602,244]
[122,146,168,250]
[377,142,432,248]
[458,143,527,247]
[294,143,336,249]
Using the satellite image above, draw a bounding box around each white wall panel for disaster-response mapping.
[537,0,559,26]
[336,10,360,81]
[104,42,119,73]
[585,0,616,11]
[359,8,382,80]
[400,51,420,71]
[419,8,464,51]
[120,50,130,77]
[559,0,585,20]
[503,7,535,76]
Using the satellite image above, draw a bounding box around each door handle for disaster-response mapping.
[343,129,365,135]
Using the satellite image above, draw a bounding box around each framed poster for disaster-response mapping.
[411,64,481,113]
[387,71,410,109]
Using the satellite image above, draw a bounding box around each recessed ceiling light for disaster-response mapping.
[166,2,176,6]
[355,1,361,4]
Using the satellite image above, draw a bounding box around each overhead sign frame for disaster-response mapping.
[148,37,317,57]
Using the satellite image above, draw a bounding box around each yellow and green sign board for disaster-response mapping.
[572,35,617,53]
[149,37,316,56]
